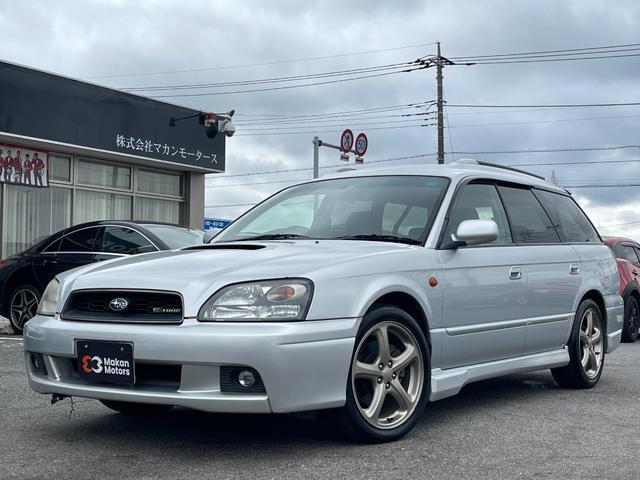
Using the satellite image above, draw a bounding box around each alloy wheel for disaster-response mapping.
[630,301,640,336]
[351,321,424,429]
[579,307,604,379]
[10,288,39,330]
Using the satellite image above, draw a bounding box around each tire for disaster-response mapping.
[8,284,41,334]
[622,296,640,343]
[552,299,605,389]
[99,400,174,415]
[335,305,430,443]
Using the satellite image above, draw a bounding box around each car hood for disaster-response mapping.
[60,240,417,317]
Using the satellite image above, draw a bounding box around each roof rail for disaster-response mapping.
[475,161,546,181]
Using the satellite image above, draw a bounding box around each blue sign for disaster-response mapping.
[204,218,232,230]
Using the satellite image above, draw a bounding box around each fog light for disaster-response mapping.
[238,370,256,387]
[30,353,47,375]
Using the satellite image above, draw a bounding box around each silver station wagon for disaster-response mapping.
[24,160,623,442]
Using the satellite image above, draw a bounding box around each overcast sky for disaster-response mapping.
[2,0,640,236]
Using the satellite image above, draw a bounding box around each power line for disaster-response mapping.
[234,101,434,121]
[450,145,640,155]
[449,42,640,61]
[447,102,640,108]
[236,112,435,127]
[206,152,439,181]
[151,65,427,98]
[88,41,438,79]
[206,157,640,188]
[463,52,640,65]
[444,113,640,129]
[564,183,640,189]
[238,117,435,132]
[235,111,435,126]
[508,158,640,167]
[204,146,640,186]
[124,62,413,91]
[452,46,640,63]
[236,122,436,137]
[598,219,640,228]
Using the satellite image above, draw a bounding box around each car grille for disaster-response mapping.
[62,290,183,324]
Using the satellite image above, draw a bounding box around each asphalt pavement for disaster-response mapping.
[1,334,639,480]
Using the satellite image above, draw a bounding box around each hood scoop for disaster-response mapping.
[184,244,266,251]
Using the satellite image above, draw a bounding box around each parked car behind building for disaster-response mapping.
[24,161,623,442]
[1,221,205,333]
[603,236,640,342]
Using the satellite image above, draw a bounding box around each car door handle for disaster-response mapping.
[509,266,522,280]
[43,258,59,265]
[569,263,580,275]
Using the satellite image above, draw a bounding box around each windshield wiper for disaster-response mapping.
[335,234,421,245]
[235,233,310,242]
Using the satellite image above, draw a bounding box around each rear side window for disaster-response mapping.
[58,228,100,252]
[533,190,599,243]
[99,226,154,254]
[497,186,560,244]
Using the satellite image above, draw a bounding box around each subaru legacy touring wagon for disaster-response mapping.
[23,160,623,442]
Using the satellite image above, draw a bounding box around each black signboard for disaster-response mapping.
[0,61,224,172]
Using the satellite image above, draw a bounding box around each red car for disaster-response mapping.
[603,236,640,342]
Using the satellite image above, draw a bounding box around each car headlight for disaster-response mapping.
[198,279,313,322]
[37,279,60,316]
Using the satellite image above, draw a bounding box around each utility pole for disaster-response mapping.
[436,42,445,165]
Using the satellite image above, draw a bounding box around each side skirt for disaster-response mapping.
[430,348,569,402]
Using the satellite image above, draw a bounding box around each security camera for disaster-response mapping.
[219,118,236,137]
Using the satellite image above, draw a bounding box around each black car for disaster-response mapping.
[0,220,206,333]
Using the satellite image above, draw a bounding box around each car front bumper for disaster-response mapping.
[23,315,360,414]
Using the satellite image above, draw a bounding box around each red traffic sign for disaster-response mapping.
[355,132,368,156]
[340,129,354,153]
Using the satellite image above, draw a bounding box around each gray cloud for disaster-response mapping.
[2,0,640,233]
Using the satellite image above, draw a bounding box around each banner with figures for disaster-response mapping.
[0,144,49,188]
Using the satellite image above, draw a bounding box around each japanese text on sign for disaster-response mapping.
[115,134,218,165]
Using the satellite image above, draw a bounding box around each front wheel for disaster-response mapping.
[622,296,640,343]
[337,306,430,443]
[552,299,605,389]
[100,400,174,415]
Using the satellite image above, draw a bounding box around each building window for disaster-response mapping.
[135,197,181,224]
[137,169,183,197]
[49,154,72,183]
[74,190,132,224]
[77,158,131,190]
[3,185,71,257]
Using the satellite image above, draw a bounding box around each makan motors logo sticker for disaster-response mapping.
[81,354,131,377]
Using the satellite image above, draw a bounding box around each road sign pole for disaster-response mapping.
[313,136,320,179]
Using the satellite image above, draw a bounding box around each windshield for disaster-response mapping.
[144,225,205,249]
[214,176,449,245]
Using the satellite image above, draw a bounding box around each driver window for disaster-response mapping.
[444,183,512,245]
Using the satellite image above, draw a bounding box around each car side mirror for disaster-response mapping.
[452,219,498,247]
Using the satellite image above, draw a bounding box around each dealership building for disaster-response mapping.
[0,61,225,258]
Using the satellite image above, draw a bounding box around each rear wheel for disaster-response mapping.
[622,296,640,343]
[8,284,40,334]
[336,306,430,443]
[100,400,174,415]
[552,299,605,389]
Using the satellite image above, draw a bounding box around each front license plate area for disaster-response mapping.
[77,340,135,385]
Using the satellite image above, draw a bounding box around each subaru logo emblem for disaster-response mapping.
[109,298,128,312]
